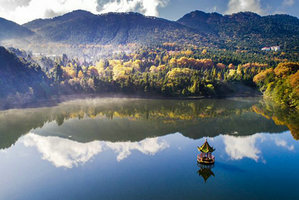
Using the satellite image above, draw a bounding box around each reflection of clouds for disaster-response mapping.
[106,138,169,161]
[0,149,7,154]
[23,134,103,168]
[223,134,262,161]
[22,133,169,168]
[275,139,294,151]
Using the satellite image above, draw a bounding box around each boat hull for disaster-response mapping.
[197,157,215,165]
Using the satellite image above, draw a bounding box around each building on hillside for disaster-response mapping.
[261,47,271,51]
[271,46,280,51]
[261,46,280,51]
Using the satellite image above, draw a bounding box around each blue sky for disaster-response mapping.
[0,0,297,24]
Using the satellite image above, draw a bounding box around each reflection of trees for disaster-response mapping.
[252,100,299,140]
[197,164,215,183]
[0,98,288,149]
[51,99,255,122]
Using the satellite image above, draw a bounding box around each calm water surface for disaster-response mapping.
[0,98,298,200]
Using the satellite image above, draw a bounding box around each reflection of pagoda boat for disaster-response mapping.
[197,139,215,165]
[197,164,215,183]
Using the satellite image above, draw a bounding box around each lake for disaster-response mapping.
[0,97,298,200]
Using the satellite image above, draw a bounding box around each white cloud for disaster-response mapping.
[226,0,264,15]
[211,6,218,12]
[283,0,295,6]
[0,0,98,24]
[97,0,168,16]
[223,134,262,161]
[0,0,168,24]
[0,0,31,11]
[22,133,169,168]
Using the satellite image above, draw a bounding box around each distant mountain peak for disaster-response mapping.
[53,9,96,21]
[180,10,222,20]
[226,11,261,21]
[0,17,33,40]
[100,11,144,16]
[61,9,94,17]
[2,9,298,51]
[177,10,299,50]
[69,9,93,14]
[228,11,261,17]
[22,9,198,45]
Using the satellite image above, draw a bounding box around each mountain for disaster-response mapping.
[0,17,33,40]
[23,10,203,45]
[0,46,52,102]
[178,10,299,50]
[22,9,299,50]
[0,9,296,51]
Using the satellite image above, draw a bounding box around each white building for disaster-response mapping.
[261,46,280,51]
[261,47,271,51]
[271,46,280,51]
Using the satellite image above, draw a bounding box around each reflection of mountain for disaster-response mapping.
[0,98,288,149]
[252,100,299,140]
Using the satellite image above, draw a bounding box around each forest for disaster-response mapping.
[0,44,298,110]
[254,62,299,109]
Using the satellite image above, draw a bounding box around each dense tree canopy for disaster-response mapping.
[1,45,298,110]
[254,62,299,109]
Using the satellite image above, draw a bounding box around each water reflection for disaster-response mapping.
[220,132,296,162]
[22,133,169,168]
[0,98,298,200]
[18,131,297,169]
[22,133,103,168]
[222,134,262,161]
[252,100,299,140]
[0,130,298,200]
[197,164,215,183]
[274,138,294,151]
[0,98,289,150]
[105,138,169,161]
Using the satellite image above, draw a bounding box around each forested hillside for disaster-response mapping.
[0,9,298,110]
[178,11,299,51]
[37,45,272,97]
[23,10,203,46]
[0,9,298,60]
[254,62,299,109]
[17,10,299,52]
[0,46,52,105]
[0,18,33,40]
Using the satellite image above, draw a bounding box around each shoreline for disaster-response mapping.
[0,92,262,111]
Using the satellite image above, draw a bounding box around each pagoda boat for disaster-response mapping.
[197,139,215,165]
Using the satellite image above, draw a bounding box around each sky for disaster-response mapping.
[0,0,298,24]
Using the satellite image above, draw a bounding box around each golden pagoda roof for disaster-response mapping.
[198,139,215,153]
